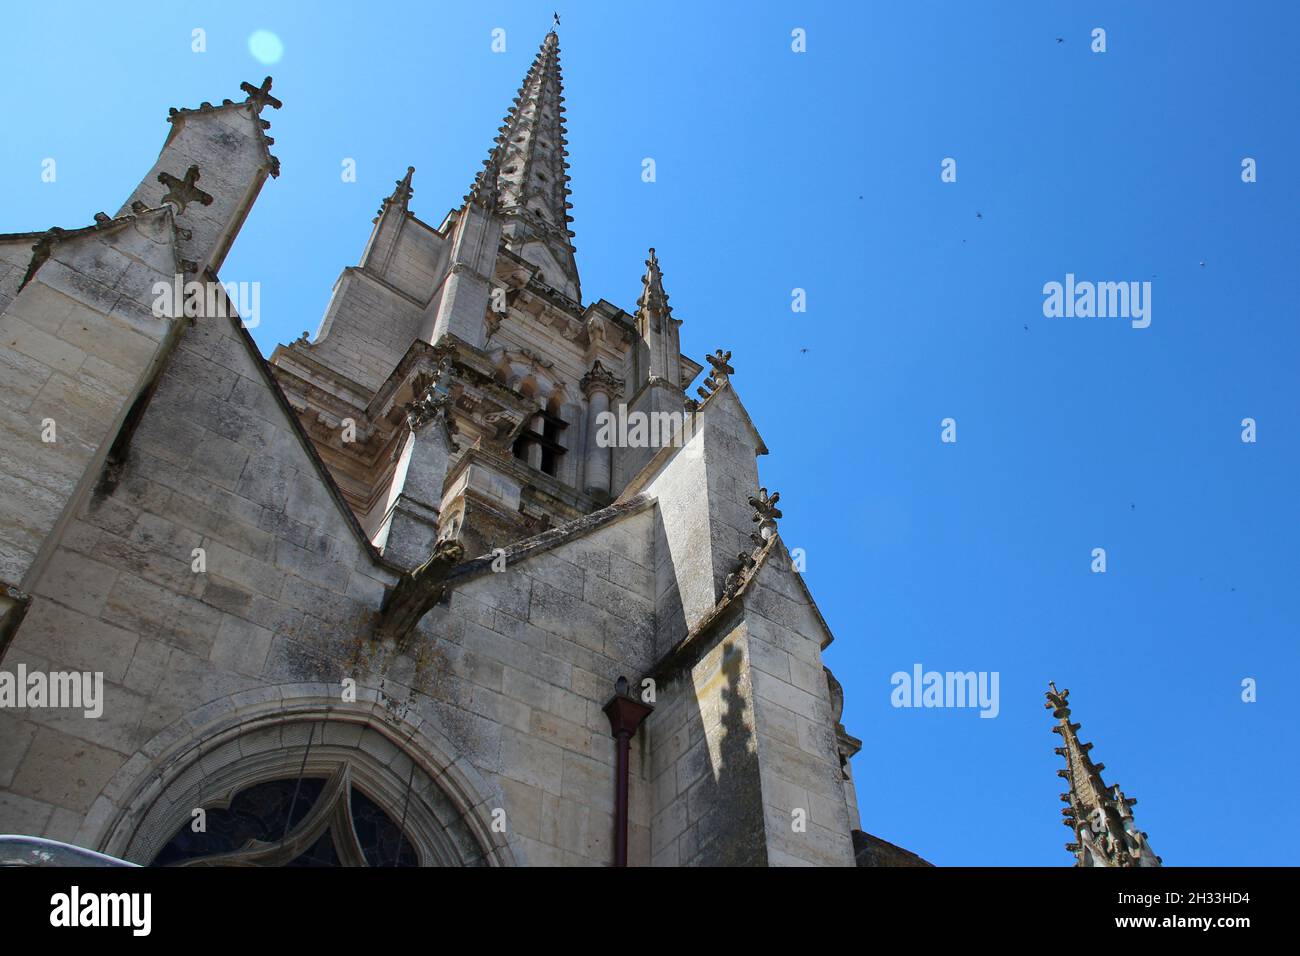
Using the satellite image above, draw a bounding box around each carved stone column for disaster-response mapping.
[580,361,621,498]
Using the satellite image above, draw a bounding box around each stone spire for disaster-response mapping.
[1046,682,1161,868]
[632,247,683,389]
[637,247,672,328]
[469,30,580,301]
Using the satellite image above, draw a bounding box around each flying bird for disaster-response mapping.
[975,212,983,219]
[1056,37,1064,43]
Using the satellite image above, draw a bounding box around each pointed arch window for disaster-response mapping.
[153,764,417,867]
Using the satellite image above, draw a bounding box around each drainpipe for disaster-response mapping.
[602,675,654,867]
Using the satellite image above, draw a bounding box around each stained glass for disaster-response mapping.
[154,772,417,867]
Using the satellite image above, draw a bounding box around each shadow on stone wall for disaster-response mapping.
[652,617,767,866]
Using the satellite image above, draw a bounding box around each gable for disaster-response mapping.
[124,302,385,577]
[746,539,836,652]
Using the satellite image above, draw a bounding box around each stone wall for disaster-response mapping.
[0,301,668,864]
[0,212,183,600]
[428,505,657,864]
[308,269,428,393]
[0,299,388,843]
[745,559,857,866]
[646,616,767,865]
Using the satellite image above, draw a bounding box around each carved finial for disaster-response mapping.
[695,348,734,401]
[157,165,214,215]
[748,487,782,543]
[706,348,734,378]
[240,76,282,113]
[1046,680,1071,719]
[722,550,757,600]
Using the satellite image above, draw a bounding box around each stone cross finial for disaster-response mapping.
[696,348,734,401]
[240,76,283,113]
[157,165,214,214]
[748,487,782,543]
[706,348,734,379]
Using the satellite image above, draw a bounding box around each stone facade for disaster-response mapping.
[0,31,888,866]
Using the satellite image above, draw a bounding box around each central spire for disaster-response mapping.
[468,29,580,302]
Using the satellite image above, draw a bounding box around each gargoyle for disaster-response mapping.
[375,538,464,645]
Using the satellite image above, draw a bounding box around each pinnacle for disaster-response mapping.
[637,247,672,319]
[373,165,415,222]
[1045,682,1159,867]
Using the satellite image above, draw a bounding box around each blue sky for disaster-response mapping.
[4,1,1297,865]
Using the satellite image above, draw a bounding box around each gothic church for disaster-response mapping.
[0,30,907,866]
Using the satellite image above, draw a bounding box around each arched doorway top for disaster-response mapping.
[92,684,518,867]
